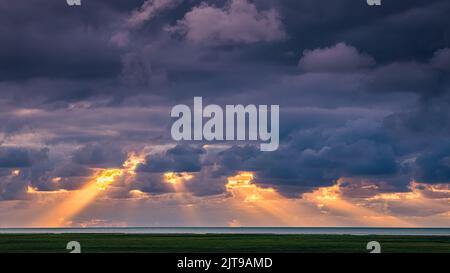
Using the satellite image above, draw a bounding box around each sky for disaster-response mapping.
[0,0,449,228]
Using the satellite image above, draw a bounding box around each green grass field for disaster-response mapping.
[0,234,449,253]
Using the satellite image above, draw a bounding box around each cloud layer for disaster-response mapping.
[0,0,449,227]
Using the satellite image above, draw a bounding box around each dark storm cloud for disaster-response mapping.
[0,146,48,168]
[129,172,175,195]
[415,142,450,184]
[0,176,29,201]
[0,1,128,81]
[0,146,51,200]
[184,171,228,197]
[382,94,450,157]
[2,0,449,107]
[384,95,450,184]
[365,61,448,97]
[0,0,450,201]
[127,164,226,198]
[431,48,450,71]
[52,162,93,179]
[0,147,33,168]
[289,43,449,104]
[0,145,96,200]
[276,0,450,62]
[72,143,126,168]
[211,117,401,196]
[137,145,205,173]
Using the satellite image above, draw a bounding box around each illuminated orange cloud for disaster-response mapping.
[95,169,123,190]
[164,172,193,185]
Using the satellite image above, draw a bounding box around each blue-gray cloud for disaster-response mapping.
[0,0,449,201]
[137,145,205,173]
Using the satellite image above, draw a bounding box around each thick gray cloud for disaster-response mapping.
[72,143,126,168]
[130,172,175,196]
[0,147,33,168]
[0,146,50,200]
[415,143,450,184]
[137,145,205,173]
[0,147,48,168]
[211,118,401,196]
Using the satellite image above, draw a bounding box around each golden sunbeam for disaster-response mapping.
[225,173,418,227]
[32,153,144,227]
[163,172,199,226]
[225,172,305,226]
[32,180,103,227]
[163,171,200,225]
[303,182,414,227]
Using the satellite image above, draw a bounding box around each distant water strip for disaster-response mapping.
[0,227,449,235]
